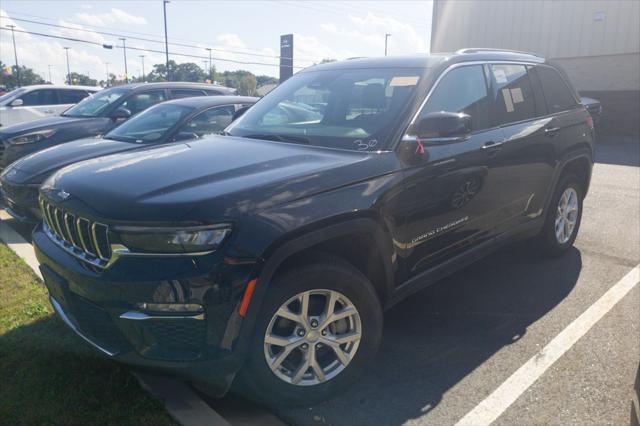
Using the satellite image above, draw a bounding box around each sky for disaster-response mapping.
[0,0,433,85]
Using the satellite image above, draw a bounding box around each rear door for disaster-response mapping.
[399,64,506,278]
[57,89,92,114]
[484,63,556,232]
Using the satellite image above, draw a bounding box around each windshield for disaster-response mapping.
[63,87,128,117]
[227,67,423,151]
[0,88,26,104]
[105,103,194,143]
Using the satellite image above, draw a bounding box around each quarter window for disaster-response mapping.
[420,65,490,132]
[534,66,578,113]
[489,64,537,126]
[171,89,206,99]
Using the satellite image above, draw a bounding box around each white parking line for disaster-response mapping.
[456,264,640,426]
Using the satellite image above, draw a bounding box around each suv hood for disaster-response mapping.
[45,136,394,222]
[0,115,95,136]
[8,137,144,184]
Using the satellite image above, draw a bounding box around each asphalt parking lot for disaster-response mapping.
[2,136,638,426]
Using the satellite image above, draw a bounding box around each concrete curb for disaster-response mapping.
[0,210,42,280]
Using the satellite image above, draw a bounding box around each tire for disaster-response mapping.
[239,256,383,407]
[538,174,583,256]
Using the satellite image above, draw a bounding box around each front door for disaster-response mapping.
[397,64,506,280]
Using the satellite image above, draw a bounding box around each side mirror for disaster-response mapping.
[110,107,131,120]
[173,131,198,142]
[411,111,472,142]
[10,98,23,107]
[232,105,251,121]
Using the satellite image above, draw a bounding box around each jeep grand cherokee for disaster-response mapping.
[33,49,594,406]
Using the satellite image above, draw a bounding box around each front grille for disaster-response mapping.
[40,197,111,268]
[69,293,131,353]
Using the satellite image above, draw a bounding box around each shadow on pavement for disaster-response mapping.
[277,243,582,425]
[595,136,640,167]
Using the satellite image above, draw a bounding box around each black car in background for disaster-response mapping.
[0,96,257,223]
[580,96,602,127]
[33,50,594,406]
[0,82,234,170]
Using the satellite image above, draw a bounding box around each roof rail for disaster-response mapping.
[455,48,541,57]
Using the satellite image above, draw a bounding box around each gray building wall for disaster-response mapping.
[431,0,640,135]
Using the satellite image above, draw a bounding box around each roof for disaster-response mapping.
[301,49,545,73]
[115,81,235,94]
[161,95,259,108]
[17,84,101,91]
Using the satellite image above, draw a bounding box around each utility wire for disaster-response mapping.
[0,26,305,69]
[1,12,324,63]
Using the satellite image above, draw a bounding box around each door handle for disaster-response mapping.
[481,141,503,150]
[43,109,55,114]
[544,127,560,137]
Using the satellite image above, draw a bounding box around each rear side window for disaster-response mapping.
[489,64,537,126]
[58,90,90,104]
[171,89,206,99]
[19,89,57,106]
[535,66,578,113]
[181,105,236,137]
[420,65,491,131]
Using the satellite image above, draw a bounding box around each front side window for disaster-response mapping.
[120,90,167,115]
[104,103,194,143]
[63,87,128,117]
[489,64,537,125]
[419,65,490,132]
[534,66,578,113]
[179,105,236,137]
[227,68,424,151]
[20,89,57,106]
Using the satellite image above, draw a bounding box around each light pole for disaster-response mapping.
[105,62,110,87]
[384,33,391,56]
[47,65,52,84]
[63,47,71,85]
[163,0,170,81]
[206,47,213,82]
[119,38,128,83]
[139,55,146,82]
[7,25,21,87]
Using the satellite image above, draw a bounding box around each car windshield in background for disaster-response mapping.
[0,88,26,103]
[104,103,194,143]
[63,87,128,118]
[227,68,423,151]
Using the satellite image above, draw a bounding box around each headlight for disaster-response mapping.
[7,129,57,145]
[112,224,233,254]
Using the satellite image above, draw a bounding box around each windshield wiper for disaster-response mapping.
[243,133,310,145]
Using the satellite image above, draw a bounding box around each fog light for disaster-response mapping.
[136,302,203,313]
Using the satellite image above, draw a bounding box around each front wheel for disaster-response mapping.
[538,175,583,256]
[239,257,383,406]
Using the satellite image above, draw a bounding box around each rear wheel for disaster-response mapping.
[240,257,383,406]
[538,174,583,256]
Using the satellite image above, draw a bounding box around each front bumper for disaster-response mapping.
[33,226,258,393]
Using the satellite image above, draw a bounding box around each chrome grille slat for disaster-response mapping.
[39,197,110,269]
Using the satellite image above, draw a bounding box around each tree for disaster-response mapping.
[68,72,97,86]
[238,74,257,96]
[256,75,278,86]
[0,61,46,88]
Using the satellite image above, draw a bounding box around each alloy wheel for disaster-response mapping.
[555,187,579,244]
[263,289,362,386]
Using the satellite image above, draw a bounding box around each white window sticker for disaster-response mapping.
[390,76,420,87]
[502,88,515,112]
[511,87,524,104]
[493,68,508,84]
